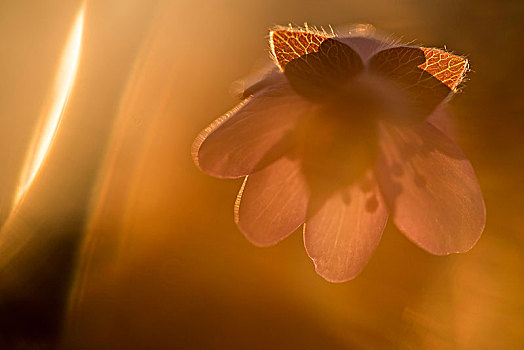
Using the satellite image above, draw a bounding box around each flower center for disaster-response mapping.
[294,93,380,201]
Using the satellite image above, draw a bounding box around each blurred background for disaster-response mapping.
[0,0,522,348]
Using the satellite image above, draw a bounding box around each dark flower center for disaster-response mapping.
[280,38,454,206]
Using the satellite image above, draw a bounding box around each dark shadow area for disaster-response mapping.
[284,38,364,101]
[369,46,456,122]
[0,223,82,349]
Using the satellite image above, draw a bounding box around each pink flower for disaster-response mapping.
[192,25,485,282]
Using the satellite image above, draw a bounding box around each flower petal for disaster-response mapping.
[193,82,310,178]
[235,155,309,246]
[376,121,485,255]
[270,28,330,70]
[369,46,468,119]
[283,38,364,102]
[304,172,388,282]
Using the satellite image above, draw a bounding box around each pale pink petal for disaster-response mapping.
[304,172,388,282]
[193,82,310,178]
[235,155,309,246]
[376,121,485,255]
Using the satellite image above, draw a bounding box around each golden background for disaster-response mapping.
[0,0,522,348]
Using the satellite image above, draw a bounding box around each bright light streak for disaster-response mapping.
[13,4,85,207]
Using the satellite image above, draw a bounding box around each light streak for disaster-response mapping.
[13,4,85,207]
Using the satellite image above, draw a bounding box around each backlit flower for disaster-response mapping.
[192,25,485,282]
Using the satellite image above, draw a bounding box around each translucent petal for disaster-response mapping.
[193,83,310,178]
[369,46,467,119]
[236,155,309,246]
[270,28,330,70]
[304,172,388,282]
[376,121,485,254]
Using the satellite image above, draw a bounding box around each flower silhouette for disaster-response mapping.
[192,25,485,282]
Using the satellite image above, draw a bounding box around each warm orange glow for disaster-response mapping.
[13,4,85,207]
[0,1,517,348]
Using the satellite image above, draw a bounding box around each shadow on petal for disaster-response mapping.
[369,46,467,123]
[284,38,363,102]
[376,121,485,255]
[304,171,388,282]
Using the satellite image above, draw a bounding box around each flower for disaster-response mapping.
[192,25,485,282]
